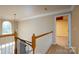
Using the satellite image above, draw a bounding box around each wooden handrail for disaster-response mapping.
[26,40,32,43]
[36,31,53,39]
[0,34,15,38]
[16,37,32,46]
[32,31,53,54]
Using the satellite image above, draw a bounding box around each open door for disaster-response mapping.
[56,15,69,48]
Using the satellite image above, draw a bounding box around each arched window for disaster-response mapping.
[2,21,12,34]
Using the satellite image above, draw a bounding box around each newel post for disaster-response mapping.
[14,31,18,54]
[32,34,36,54]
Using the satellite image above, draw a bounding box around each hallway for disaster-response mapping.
[56,16,68,48]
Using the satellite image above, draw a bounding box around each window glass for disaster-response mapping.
[2,21,12,34]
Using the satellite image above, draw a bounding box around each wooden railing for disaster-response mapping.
[0,31,53,54]
[0,33,15,54]
[0,32,19,54]
[32,31,53,54]
[0,34,15,38]
[16,37,32,47]
[0,32,32,54]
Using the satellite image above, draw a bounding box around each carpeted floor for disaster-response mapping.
[46,44,74,54]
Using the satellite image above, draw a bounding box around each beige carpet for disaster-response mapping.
[56,36,68,48]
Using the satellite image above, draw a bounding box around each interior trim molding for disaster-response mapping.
[70,5,75,11]
[19,8,72,21]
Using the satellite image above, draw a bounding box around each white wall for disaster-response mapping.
[18,15,55,53]
[71,6,79,53]
[72,6,79,47]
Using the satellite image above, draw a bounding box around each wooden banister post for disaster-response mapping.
[14,31,18,54]
[31,31,53,54]
[32,34,36,54]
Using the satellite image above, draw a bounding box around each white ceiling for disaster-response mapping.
[0,5,72,21]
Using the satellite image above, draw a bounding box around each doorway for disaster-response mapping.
[55,14,71,48]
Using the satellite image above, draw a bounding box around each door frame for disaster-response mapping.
[54,13,72,48]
